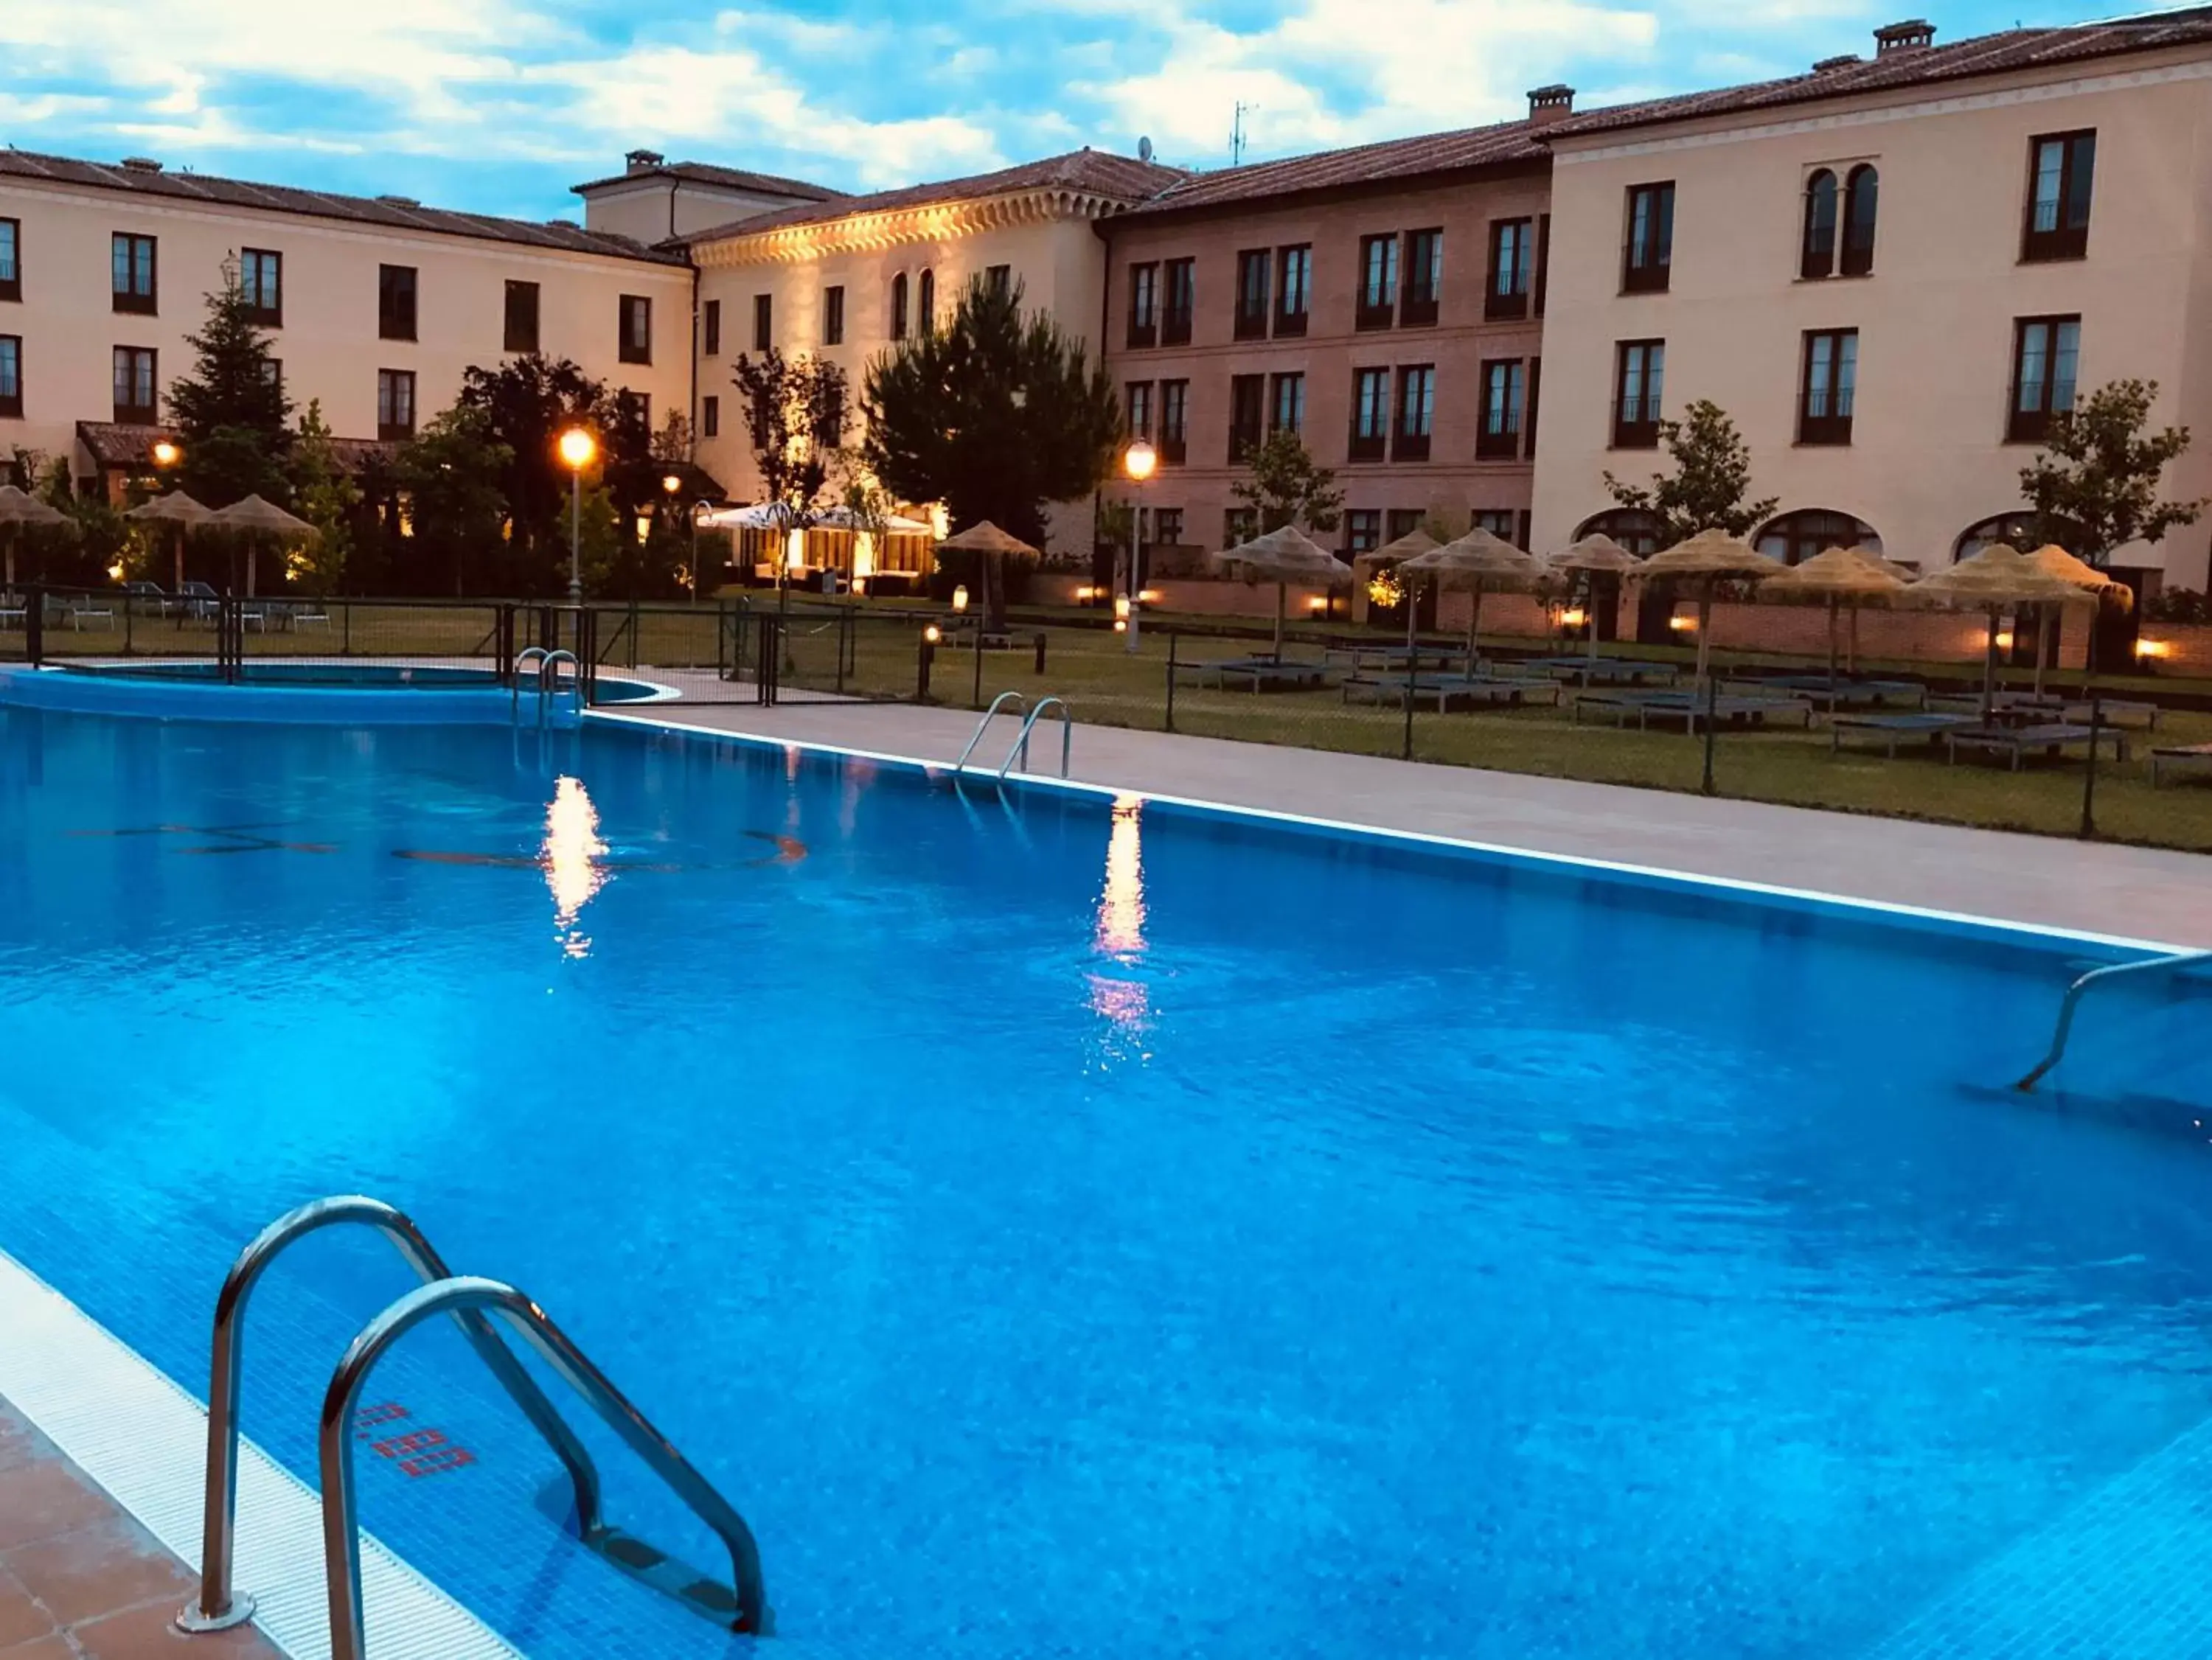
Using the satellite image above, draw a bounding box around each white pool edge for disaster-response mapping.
[0,1247,521,1660]
[586,705,2193,958]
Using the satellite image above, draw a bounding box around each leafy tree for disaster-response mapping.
[167,264,293,507]
[861,274,1120,552]
[286,402,360,595]
[2020,379,2202,563]
[1603,400,1776,546]
[731,347,847,536]
[453,355,646,587]
[650,410,694,465]
[28,458,131,588]
[392,406,513,596]
[1231,430,1343,534]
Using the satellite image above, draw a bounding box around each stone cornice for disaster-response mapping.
[692,187,1134,267]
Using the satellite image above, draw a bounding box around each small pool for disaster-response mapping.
[0,708,2208,1658]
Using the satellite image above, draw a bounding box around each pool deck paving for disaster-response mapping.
[605,688,2212,949]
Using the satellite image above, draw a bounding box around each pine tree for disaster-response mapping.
[167,260,293,507]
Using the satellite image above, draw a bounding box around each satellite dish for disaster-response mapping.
[1138,136,1154,162]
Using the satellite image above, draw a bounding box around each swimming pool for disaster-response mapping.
[0,702,2208,1659]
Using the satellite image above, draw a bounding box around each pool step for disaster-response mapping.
[1861,1412,2212,1658]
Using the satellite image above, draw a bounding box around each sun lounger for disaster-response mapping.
[1175,656,1329,691]
[1529,657,1680,687]
[1944,722,2129,769]
[1754,674,1927,711]
[2150,742,2212,787]
[63,598,115,630]
[1572,688,1815,732]
[1342,672,1562,711]
[1829,711,1977,756]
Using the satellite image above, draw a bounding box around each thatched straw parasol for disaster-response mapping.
[0,485,69,590]
[2014,543,2134,687]
[1758,545,1907,683]
[1545,534,1646,663]
[125,490,212,593]
[1638,529,1787,682]
[1214,523,1351,657]
[206,494,313,598]
[1908,546,2097,717]
[1399,528,1547,666]
[936,519,1040,631]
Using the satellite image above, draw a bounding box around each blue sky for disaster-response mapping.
[1,0,2118,221]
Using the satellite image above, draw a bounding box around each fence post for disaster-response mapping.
[1401,676,1415,761]
[122,591,136,656]
[2079,694,2103,840]
[835,610,849,696]
[917,630,934,702]
[627,600,640,671]
[970,628,985,710]
[1700,671,1720,796]
[341,599,353,657]
[1164,630,1178,732]
[24,585,42,668]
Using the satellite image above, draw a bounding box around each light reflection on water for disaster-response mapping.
[543,775,607,958]
[1088,793,1148,1030]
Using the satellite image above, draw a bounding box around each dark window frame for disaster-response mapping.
[1276,244,1311,338]
[752,293,773,352]
[1234,249,1270,341]
[0,218,18,303]
[1797,327,1858,445]
[112,232,157,315]
[1126,261,1158,349]
[1534,215,1551,315]
[984,264,1012,298]
[1356,234,1397,329]
[1524,356,1541,459]
[2008,313,2081,443]
[1343,508,1382,557]
[1613,338,1665,448]
[1228,372,1266,463]
[376,367,417,442]
[239,247,282,327]
[2023,130,2095,262]
[701,394,720,439]
[1622,182,1674,294]
[1477,358,1523,459]
[378,264,417,342]
[1125,379,1154,442]
[505,279,541,355]
[918,270,935,335]
[1840,165,1878,277]
[619,293,654,363]
[1401,228,1442,328]
[702,296,721,356]
[1158,378,1189,465]
[1393,363,1435,462]
[1486,218,1532,320]
[823,285,844,346]
[1161,258,1194,345]
[1801,170,1838,281]
[1224,506,1259,549]
[0,334,21,419]
[1349,367,1390,461]
[1269,371,1305,436]
[111,344,157,425]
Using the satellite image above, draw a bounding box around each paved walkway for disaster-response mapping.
[602,691,2212,948]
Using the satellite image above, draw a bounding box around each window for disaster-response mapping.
[1158,379,1189,464]
[112,233,156,315]
[112,346,156,424]
[888,273,909,342]
[1234,250,1270,341]
[1525,357,1542,458]
[1798,329,1858,444]
[619,389,652,437]
[1578,509,1662,557]
[1486,219,1533,319]
[1472,509,1517,540]
[702,296,722,356]
[1225,507,1259,548]
[261,358,282,392]
[1801,170,1839,281]
[1125,380,1154,440]
[1394,364,1435,461]
[1344,509,1381,555]
[1349,368,1390,460]
[701,394,720,439]
[1162,258,1194,345]
[239,248,282,326]
[505,280,541,354]
[810,384,838,447]
[918,269,936,335]
[1357,234,1398,329]
[1613,339,1665,447]
[1276,245,1311,337]
[1534,215,1551,315]
[1154,508,1184,547]
[823,285,844,346]
[1842,166,1878,276]
[1402,229,1442,327]
[0,335,19,419]
[621,294,653,363]
[1228,374,1265,462]
[753,293,772,352]
[2024,131,2095,261]
[1382,509,1423,545]
[377,369,417,441]
[1127,262,1158,348]
[1756,509,1882,567]
[378,264,417,341]
[1478,359,1523,458]
[1623,183,1674,293]
[0,219,17,302]
[985,264,1012,297]
[2009,315,2080,442]
[1270,372,1305,436]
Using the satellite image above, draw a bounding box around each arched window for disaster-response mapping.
[1755,509,1881,567]
[917,268,935,335]
[1841,165,1878,276]
[890,272,909,341]
[1574,508,1663,556]
[1953,512,2086,563]
[1801,170,1837,281]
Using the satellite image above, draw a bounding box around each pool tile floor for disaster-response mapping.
[0,1399,282,1659]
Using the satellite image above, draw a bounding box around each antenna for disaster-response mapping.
[1231,102,1251,167]
[1138,136,1154,163]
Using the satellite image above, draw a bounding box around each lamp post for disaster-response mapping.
[660,472,691,601]
[557,427,596,603]
[1121,438,1155,655]
[150,439,184,592]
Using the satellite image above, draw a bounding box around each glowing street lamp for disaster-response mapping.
[557,428,596,601]
[150,439,181,470]
[1121,439,1156,654]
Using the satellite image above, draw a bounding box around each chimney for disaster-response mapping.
[1527,84,1575,125]
[625,148,666,174]
[119,156,164,173]
[1873,19,1935,55]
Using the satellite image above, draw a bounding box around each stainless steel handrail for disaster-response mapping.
[2014,948,2212,1091]
[538,649,580,728]
[995,696,1072,784]
[950,690,1029,777]
[320,1277,768,1657]
[175,1196,601,1635]
[511,648,549,722]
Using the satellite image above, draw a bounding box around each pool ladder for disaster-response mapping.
[175,1196,767,1656]
[950,690,1073,784]
[511,648,582,729]
[2013,948,2212,1091]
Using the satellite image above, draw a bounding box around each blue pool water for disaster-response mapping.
[48,660,668,698]
[1,704,2209,1659]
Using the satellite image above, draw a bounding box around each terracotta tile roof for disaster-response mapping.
[0,150,689,265]
[680,148,1186,243]
[75,420,396,475]
[571,159,844,200]
[1127,119,1546,217]
[1547,13,2212,139]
